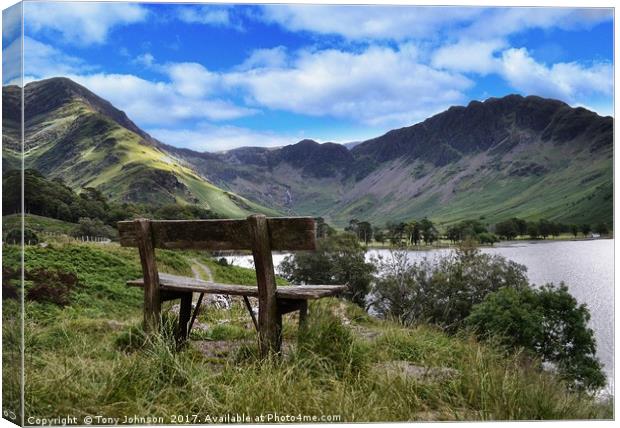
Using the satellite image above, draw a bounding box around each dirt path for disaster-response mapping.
[191,259,214,282]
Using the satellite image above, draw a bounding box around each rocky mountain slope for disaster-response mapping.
[2,78,278,218]
[173,95,613,227]
[3,78,612,227]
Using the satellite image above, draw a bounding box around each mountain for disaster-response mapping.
[3,78,612,227]
[2,78,279,218]
[171,95,613,227]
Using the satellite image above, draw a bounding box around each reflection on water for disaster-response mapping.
[227,239,614,391]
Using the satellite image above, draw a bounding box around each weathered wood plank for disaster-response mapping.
[127,273,347,299]
[118,217,316,251]
[248,214,281,356]
[135,219,161,333]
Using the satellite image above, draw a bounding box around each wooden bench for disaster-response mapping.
[118,214,347,356]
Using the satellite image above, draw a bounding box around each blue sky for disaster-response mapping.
[2,1,614,152]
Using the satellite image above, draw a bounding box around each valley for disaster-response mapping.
[2,78,613,228]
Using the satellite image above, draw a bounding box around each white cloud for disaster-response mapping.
[164,62,220,98]
[499,48,613,102]
[261,5,481,41]
[134,52,155,68]
[148,123,293,152]
[461,8,613,40]
[260,5,612,43]
[236,46,289,71]
[2,4,22,44]
[225,45,472,126]
[177,5,242,30]
[24,2,148,45]
[431,39,506,74]
[66,73,256,126]
[22,37,93,77]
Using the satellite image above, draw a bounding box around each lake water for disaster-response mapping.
[226,239,614,391]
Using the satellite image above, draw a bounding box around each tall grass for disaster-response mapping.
[6,243,612,422]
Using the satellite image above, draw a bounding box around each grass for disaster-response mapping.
[2,242,612,422]
[3,214,78,236]
[22,99,278,219]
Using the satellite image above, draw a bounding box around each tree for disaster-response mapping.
[386,221,406,245]
[570,224,579,238]
[357,221,373,244]
[580,224,592,237]
[495,219,519,240]
[513,217,528,237]
[466,284,605,392]
[527,222,539,239]
[538,219,552,239]
[315,217,335,239]
[477,232,499,245]
[373,227,386,244]
[5,228,39,245]
[594,223,609,236]
[279,234,375,307]
[72,217,115,239]
[371,242,529,331]
[419,218,438,245]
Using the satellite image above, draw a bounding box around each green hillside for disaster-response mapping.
[3,78,279,219]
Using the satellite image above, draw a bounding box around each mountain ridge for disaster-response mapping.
[3,77,613,227]
[2,77,279,218]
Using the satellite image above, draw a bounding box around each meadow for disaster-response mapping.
[2,239,613,422]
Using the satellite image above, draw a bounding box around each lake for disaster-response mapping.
[226,239,614,391]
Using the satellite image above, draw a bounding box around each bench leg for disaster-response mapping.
[243,296,259,331]
[177,292,193,344]
[298,300,308,330]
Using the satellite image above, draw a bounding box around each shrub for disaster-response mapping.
[371,242,529,331]
[279,234,375,307]
[25,268,80,306]
[466,284,605,392]
[72,217,116,239]
[5,228,39,245]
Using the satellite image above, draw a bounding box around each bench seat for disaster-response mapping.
[127,273,347,300]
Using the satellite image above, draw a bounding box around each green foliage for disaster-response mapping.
[495,217,576,240]
[371,243,529,331]
[5,228,39,245]
[8,241,611,421]
[446,219,495,244]
[279,233,375,306]
[594,223,609,236]
[153,204,220,220]
[466,284,605,392]
[3,170,230,236]
[72,217,116,239]
[294,301,368,378]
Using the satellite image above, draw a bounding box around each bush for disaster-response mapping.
[477,232,499,245]
[72,217,116,239]
[4,228,39,245]
[279,234,375,307]
[466,284,605,392]
[371,242,529,331]
[25,268,80,306]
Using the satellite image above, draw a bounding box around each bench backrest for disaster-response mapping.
[118,216,317,251]
[118,215,316,353]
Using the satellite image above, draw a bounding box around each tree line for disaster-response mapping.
[328,215,611,247]
[3,169,222,239]
[494,217,610,240]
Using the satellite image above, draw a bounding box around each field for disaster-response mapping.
[2,237,612,422]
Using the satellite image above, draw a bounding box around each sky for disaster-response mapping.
[1,1,614,152]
